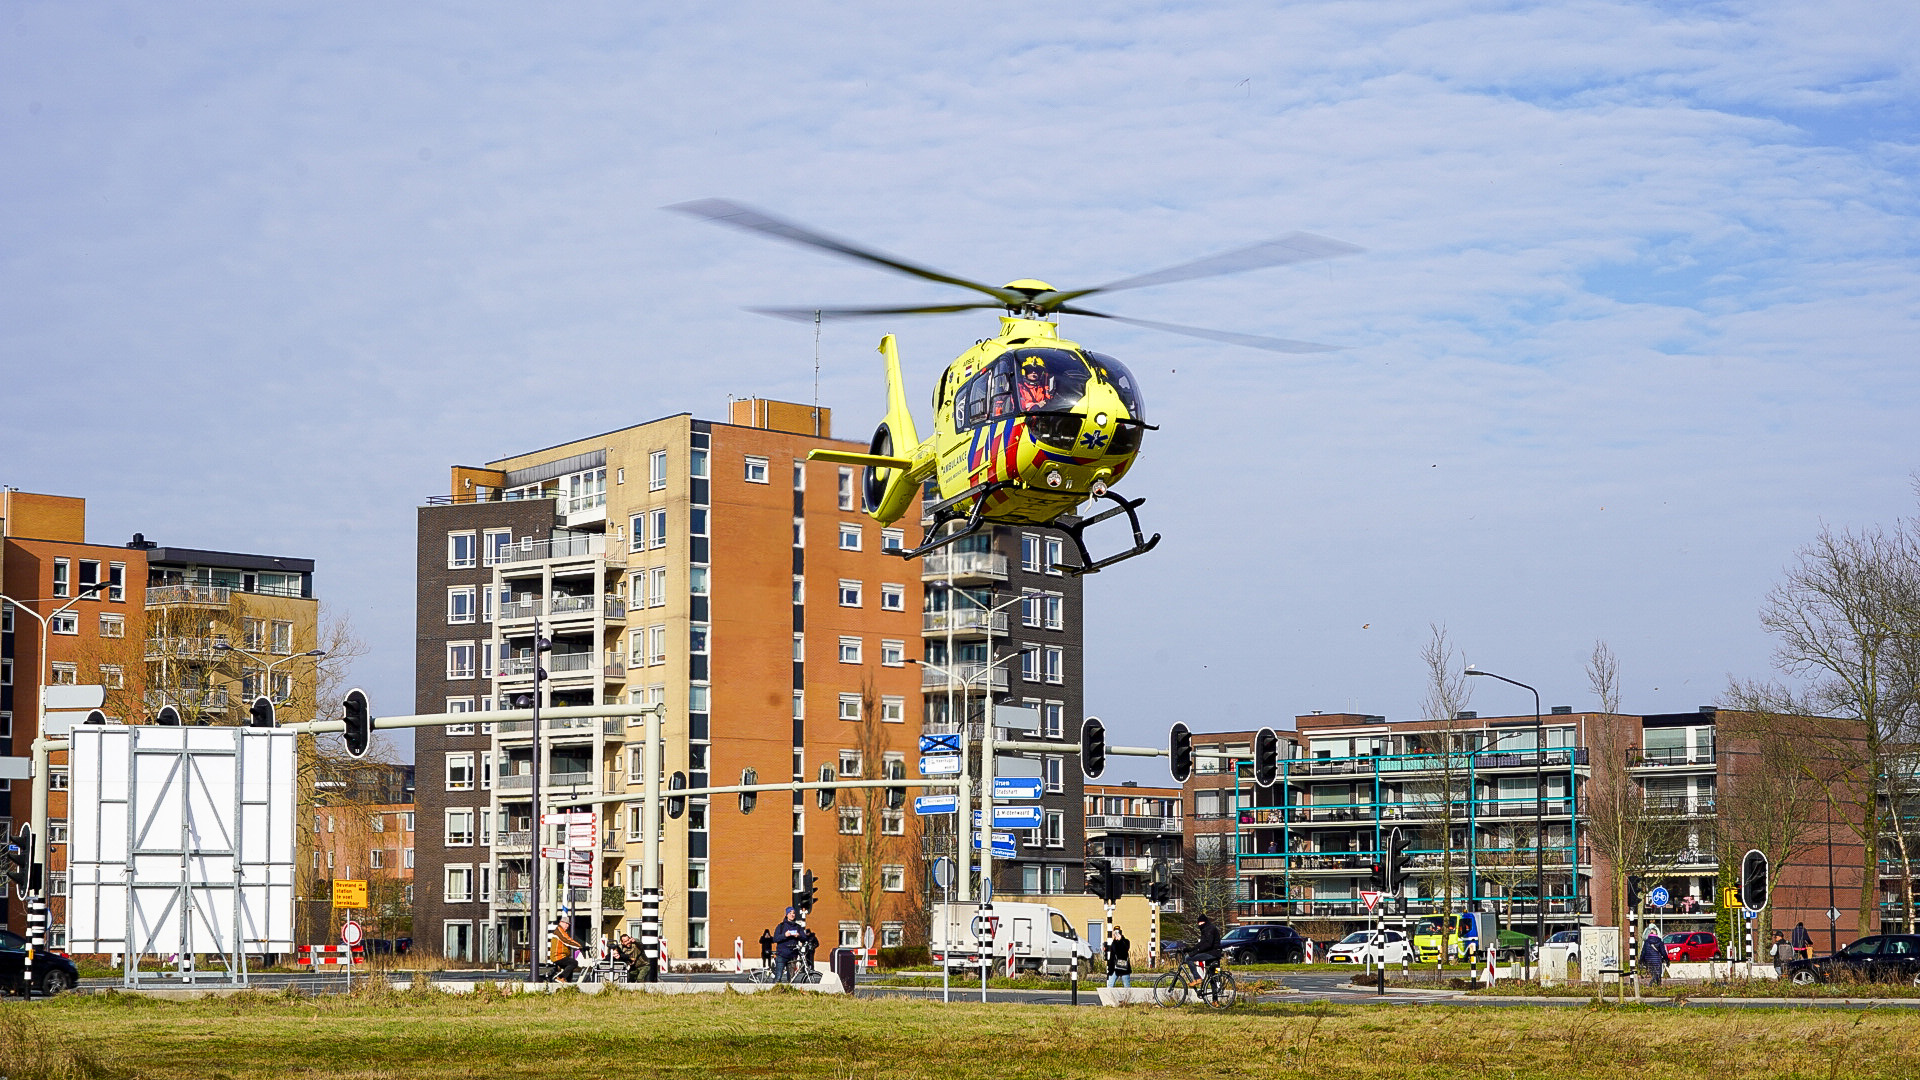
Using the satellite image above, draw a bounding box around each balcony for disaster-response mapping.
[144,637,222,661]
[1085,814,1182,835]
[1086,855,1182,875]
[1643,797,1717,818]
[548,595,626,623]
[1629,749,1717,769]
[493,715,625,740]
[495,535,625,569]
[922,609,1008,638]
[145,585,230,608]
[920,663,1009,694]
[495,830,533,851]
[494,771,604,794]
[920,552,1008,582]
[143,688,230,711]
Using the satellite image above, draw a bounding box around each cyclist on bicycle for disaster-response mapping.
[1185,914,1223,974]
[773,906,808,982]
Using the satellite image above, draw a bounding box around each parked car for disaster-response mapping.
[0,929,80,997]
[1662,931,1719,962]
[1326,929,1411,965]
[1785,934,1920,986]
[1219,924,1307,964]
[1538,930,1581,965]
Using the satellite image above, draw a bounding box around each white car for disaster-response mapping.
[1538,930,1580,965]
[1327,929,1411,965]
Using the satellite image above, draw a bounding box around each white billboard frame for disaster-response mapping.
[66,723,296,987]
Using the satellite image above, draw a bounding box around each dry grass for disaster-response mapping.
[8,983,1920,1079]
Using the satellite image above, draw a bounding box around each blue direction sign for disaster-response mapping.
[920,733,962,754]
[971,832,1018,858]
[919,755,961,776]
[1648,886,1670,909]
[991,777,1044,801]
[991,805,1044,829]
[914,794,960,816]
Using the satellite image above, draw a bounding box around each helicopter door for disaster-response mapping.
[985,360,1016,421]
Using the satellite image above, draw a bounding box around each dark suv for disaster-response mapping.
[0,929,81,996]
[1220,924,1307,964]
[1786,934,1920,986]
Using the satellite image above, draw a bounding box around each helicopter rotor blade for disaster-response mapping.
[749,302,1006,321]
[1056,305,1343,354]
[668,199,1026,307]
[1037,232,1363,308]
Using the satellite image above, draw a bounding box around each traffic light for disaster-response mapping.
[1088,862,1120,903]
[885,759,907,810]
[1627,875,1642,910]
[154,705,182,726]
[1254,727,1279,787]
[816,765,837,810]
[1741,849,1769,911]
[83,709,106,725]
[667,772,687,820]
[1169,722,1193,784]
[794,869,818,911]
[342,688,372,758]
[1367,860,1385,889]
[739,767,758,814]
[6,826,34,894]
[248,695,276,729]
[1385,827,1412,893]
[1080,716,1106,779]
[1146,880,1171,905]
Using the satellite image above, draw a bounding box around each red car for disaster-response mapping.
[1663,931,1719,962]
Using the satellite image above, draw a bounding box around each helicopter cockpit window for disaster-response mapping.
[1007,349,1090,415]
[1085,352,1145,422]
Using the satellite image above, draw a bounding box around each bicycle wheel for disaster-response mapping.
[1205,970,1238,1008]
[1153,970,1190,1007]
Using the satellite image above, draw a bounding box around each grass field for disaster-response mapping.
[6,984,1920,1080]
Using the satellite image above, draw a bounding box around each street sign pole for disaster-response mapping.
[642,704,663,982]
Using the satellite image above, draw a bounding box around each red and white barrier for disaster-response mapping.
[300,944,365,967]
[734,937,745,973]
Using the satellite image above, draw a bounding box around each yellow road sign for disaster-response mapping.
[332,879,368,909]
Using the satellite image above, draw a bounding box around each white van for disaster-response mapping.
[929,901,1094,975]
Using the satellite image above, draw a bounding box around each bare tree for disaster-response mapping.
[1717,680,1838,944]
[1411,624,1472,967]
[1758,520,1920,929]
[835,676,919,948]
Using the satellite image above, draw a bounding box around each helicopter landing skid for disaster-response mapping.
[1047,489,1161,575]
[894,483,1160,575]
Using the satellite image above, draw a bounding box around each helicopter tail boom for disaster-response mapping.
[806,449,914,470]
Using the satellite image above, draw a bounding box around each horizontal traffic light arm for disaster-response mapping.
[997,739,1166,756]
[501,776,963,809]
[277,702,660,736]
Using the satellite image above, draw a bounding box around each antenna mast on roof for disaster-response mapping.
[812,309,822,436]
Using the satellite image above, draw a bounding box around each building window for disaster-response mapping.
[881,529,904,552]
[446,809,475,846]
[1043,593,1064,630]
[1021,645,1040,682]
[48,819,68,845]
[483,529,513,566]
[1021,591,1041,628]
[272,621,294,655]
[1,602,11,632]
[1045,538,1065,575]
[447,587,477,624]
[838,749,863,778]
[838,694,862,722]
[1046,865,1066,894]
[1044,646,1064,684]
[50,612,78,635]
[1045,810,1064,848]
[690,507,708,536]
[744,456,769,484]
[628,515,647,553]
[1020,535,1041,573]
[99,666,123,690]
[650,449,669,490]
[839,807,864,835]
[369,848,385,870]
[242,618,266,650]
[50,663,77,686]
[838,524,862,551]
[838,637,862,664]
[107,562,126,601]
[793,692,805,720]
[404,848,415,868]
[654,566,671,603]
[838,865,861,893]
[837,467,855,510]
[49,768,69,791]
[649,625,667,665]
[880,696,905,724]
[875,586,904,616]
[1042,702,1064,739]
[686,567,705,597]
[881,865,905,892]
[882,923,905,948]
[447,643,475,680]
[1045,756,1064,793]
[448,532,477,569]
[52,558,70,597]
[880,640,905,667]
[881,810,905,835]
[690,448,709,478]
[446,753,475,791]
[650,509,668,550]
[838,580,862,607]
[445,868,473,903]
[99,614,124,638]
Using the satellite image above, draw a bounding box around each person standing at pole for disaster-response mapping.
[1791,921,1813,961]
[1639,929,1665,987]
[773,907,806,982]
[759,928,775,970]
[1105,927,1132,989]
[1770,931,1789,977]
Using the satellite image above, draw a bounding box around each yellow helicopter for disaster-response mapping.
[671,200,1360,573]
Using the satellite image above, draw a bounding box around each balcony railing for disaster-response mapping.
[922,609,1009,636]
[1085,815,1182,834]
[1086,856,1182,875]
[493,715,624,738]
[144,637,223,661]
[496,535,624,567]
[920,663,1009,693]
[1630,749,1717,768]
[496,830,533,850]
[548,595,626,621]
[920,552,1009,581]
[548,653,594,673]
[143,688,230,710]
[145,585,231,607]
[1643,797,1717,817]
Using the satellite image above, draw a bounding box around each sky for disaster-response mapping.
[3,2,1917,779]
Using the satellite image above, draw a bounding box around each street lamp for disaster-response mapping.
[213,641,328,710]
[1464,666,1546,969]
[509,626,552,983]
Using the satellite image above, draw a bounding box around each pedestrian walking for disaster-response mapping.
[1769,931,1789,977]
[1791,921,1813,961]
[1105,927,1133,989]
[1639,929,1665,987]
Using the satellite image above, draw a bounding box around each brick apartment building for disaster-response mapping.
[412,398,1091,963]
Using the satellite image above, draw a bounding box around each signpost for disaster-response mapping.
[919,755,961,776]
[1360,890,1381,912]
[990,777,1043,801]
[340,920,363,946]
[1648,886,1670,909]
[919,733,962,755]
[914,794,960,816]
[972,832,1017,859]
[989,806,1043,830]
[332,879,368,909]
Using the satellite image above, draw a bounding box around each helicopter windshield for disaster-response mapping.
[1006,349,1089,415]
[1085,352,1145,422]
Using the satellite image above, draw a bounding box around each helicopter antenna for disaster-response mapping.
[812,309,822,436]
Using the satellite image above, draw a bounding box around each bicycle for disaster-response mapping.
[747,955,821,984]
[1153,950,1237,1008]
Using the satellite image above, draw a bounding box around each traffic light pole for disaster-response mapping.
[641,704,662,981]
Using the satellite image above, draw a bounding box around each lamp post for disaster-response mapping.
[212,641,328,711]
[511,625,553,982]
[923,584,1026,903]
[1465,666,1545,968]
